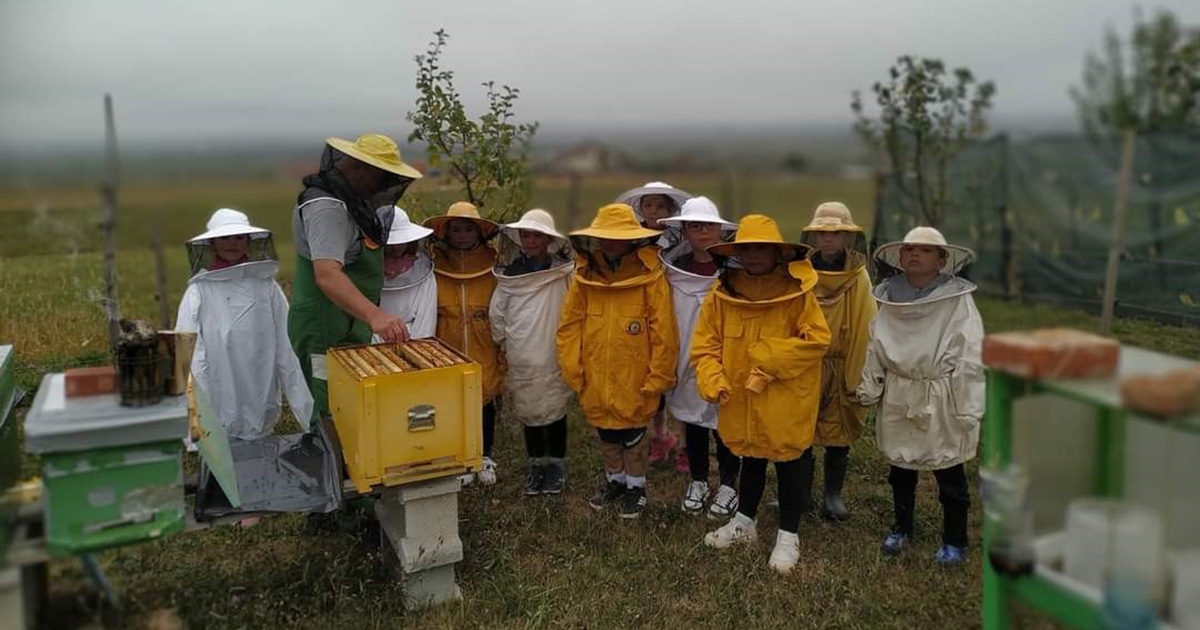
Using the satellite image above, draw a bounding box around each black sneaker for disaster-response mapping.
[524,464,547,496]
[588,480,625,511]
[541,462,566,495]
[620,486,647,520]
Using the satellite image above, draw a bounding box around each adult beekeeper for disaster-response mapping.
[657,197,742,519]
[288,134,422,425]
[176,208,313,440]
[799,202,877,521]
[378,206,438,339]
[490,209,575,495]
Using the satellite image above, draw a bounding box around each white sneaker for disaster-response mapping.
[459,472,476,488]
[704,513,757,549]
[768,530,800,574]
[707,484,739,520]
[681,480,710,514]
[477,457,498,486]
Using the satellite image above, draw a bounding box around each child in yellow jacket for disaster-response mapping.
[425,202,506,486]
[800,202,877,520]
[691,214,830,574]
[557,203,679,520]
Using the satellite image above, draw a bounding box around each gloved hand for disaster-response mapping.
[745,368,771,394]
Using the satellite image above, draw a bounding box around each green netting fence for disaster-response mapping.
[870,133,1200,325]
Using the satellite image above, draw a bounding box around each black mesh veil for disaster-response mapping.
[299,145,413,246]
[187,232,277,276]
[496,228,572,270]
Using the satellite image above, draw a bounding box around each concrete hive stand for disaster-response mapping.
[374,476,464,609]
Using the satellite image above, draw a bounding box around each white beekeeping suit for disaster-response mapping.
[489,209,574,426]
[378,206,438,339]
[175,208,313,440]
[857,227,985,471]
[657,197,736,430]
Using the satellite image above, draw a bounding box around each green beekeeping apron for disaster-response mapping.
[288,239,383,426]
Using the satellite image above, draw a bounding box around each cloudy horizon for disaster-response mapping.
[2,0,1196,152]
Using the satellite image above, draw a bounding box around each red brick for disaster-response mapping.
[1120,368,1200,417]
[982,328,1120,379]
[65,365,118,397]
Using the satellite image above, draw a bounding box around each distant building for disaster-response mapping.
[838,163,874,180]
[539,141,631,175]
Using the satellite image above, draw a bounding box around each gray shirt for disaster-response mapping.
[885,273,953,303]
[293,197,362,265]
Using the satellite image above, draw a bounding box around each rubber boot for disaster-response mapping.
[821,447,850,521]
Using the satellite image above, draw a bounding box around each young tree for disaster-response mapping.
[1070,8,1200,136]
[407,29,539,223]
[851,56,996,228]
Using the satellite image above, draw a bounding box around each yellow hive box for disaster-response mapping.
[327,340,482,493]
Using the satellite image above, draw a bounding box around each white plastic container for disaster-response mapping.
[1173,549,1200,630]
[1063,498,1165,603]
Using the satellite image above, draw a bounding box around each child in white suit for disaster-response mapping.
[490,209,575,495]
[857,226,985,566]
[176,208,313,440]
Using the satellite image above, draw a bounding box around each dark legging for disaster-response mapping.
[483,401,497,458]
[523,416,568,459]
[684,424,740,488]
[888,464,970,548]
[737,449,814,534]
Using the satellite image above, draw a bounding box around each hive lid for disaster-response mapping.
[24,373,188,454]
[194,419,343,518]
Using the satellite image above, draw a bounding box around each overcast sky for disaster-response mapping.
[2,0,1198,151]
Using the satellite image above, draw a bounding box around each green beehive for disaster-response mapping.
[24,372,188,556]
[0,345,20,559]
[0,345,18,492]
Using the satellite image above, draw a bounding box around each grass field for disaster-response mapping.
[4,175,1198,629]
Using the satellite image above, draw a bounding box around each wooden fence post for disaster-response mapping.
[1099,129,1137,335]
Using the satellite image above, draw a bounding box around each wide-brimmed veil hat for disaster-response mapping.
[658,196,736,230]
[326,134,424,181]
[802,202,863,233]
[424,201,501,241]
[188,208,271,243]
[616,181,692,218]
[503,209,565,239]
[386,207,434,245]
[708,214,811,260]
[570,204,662,241]
[874,226,975,273]
[497,209,572,268]
[186,208,277,274]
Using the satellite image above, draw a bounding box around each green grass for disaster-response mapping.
[14,306,1199,630]
[5,175,1197,629]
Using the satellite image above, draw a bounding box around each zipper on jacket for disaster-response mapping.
[604,294,611,417]
[460,283,469,354]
